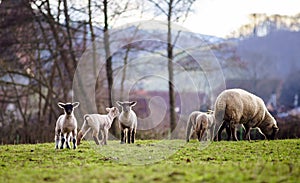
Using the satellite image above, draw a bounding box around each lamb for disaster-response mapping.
[55,102,80,149]
[186,111,215,142]
[116,101,137,144]
[76,107,119,145]
[214,88,279,141]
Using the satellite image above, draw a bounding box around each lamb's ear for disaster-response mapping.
[106,108,110,112]
[130,101,137,107]
[58,102,65,108]
[72,102,80,108]
[116,101,123,106]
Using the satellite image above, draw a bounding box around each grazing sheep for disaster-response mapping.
[186,111,215,142]
[76,107,119,145]
[214,88,279,141]
[116,101,137,144]
[55,102,80,149]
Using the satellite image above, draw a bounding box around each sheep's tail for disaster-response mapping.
[213,96,226,141]
[77,114,91,145]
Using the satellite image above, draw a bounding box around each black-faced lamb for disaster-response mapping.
[186,111,215,142]
[76,107,119,145]
[214,88,279,141]
[116,101,137,144]
[55,102,80,149]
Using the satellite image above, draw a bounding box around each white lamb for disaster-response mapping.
[55,102,80,149]
[186,111,215,142]
[77,107,119,145]
[116,101,137,144]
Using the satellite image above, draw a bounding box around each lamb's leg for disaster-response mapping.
[200,128,206,141]
[120,129,125,144]
[186,118,193,142]
[196,130,201,141]
[92,131,100,145]
[77,120,90,145]
[209,124,215,141]
[103,128,108,145]
[100,129,104,145]
[66,132,71,149]
[60,133,65,149]
[127,129,131,144]
[131,129,135,144]
[55,129,61,149]
[72,130,77,149]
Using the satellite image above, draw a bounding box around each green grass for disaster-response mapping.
[0,139,299,183]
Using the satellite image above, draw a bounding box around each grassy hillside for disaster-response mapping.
[0,139,299,183]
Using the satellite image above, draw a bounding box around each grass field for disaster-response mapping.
[0,139,299,183]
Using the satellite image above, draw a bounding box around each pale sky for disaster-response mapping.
[182,0,300,37]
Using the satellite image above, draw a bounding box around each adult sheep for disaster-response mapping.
[214,88,279,141]
[186,111,215,142]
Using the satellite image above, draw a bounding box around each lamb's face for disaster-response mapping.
[58,102,80,115]
[116,101,137,113]
[106,107,120,118]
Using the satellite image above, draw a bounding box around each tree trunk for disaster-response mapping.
[167,0,176,135]
[103,0,117,136]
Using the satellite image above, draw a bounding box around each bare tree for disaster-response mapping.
[147,0,197,134]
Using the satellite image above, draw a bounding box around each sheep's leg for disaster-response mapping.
[216,121,227,141]
[127,129,131,144]
[60,133,65,149]
[92,131,100,145]
[55,129,61,149]
[131,129,135,144]
[243,125,251,141]
[230,123,238,141]
[65,133,71,149]
[225,123,231,141]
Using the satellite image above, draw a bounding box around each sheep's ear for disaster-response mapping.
[116,101,123,106]
[130,101,137,107]
[58,102,65,108]
[72,102,80,108]
[273,125,279,131]
[106,108,110,112]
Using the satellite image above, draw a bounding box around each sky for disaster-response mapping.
[182,0,300,37]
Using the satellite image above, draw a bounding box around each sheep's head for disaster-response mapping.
[106,107,120,118]
[260,116,279,140]
[116,101,137,113]
[58,102,80,115]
